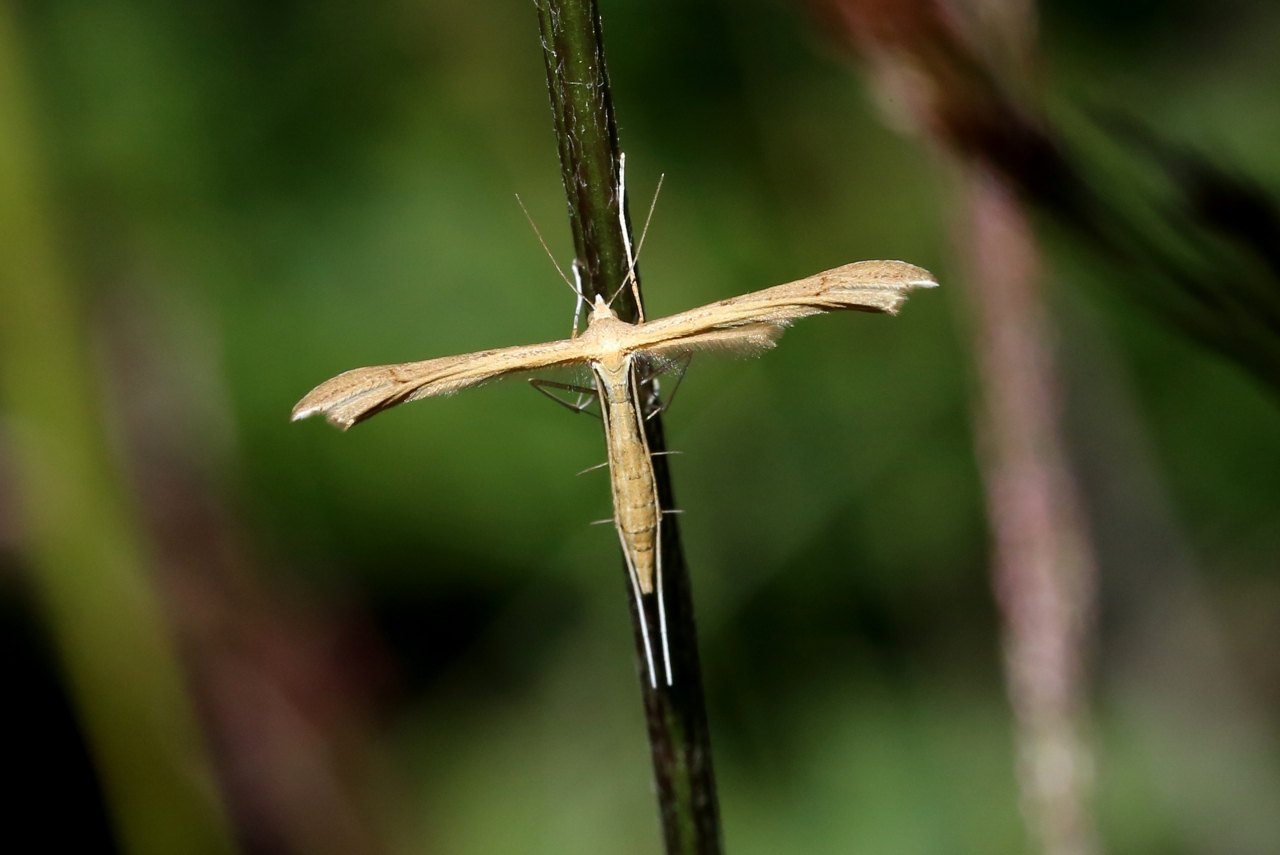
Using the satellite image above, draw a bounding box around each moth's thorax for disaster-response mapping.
[588,294,615,324]
[582,296,637,372]
[586,295,642,331]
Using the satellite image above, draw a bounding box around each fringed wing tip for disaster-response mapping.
[897,262,940,292]
[854,260,939,315]
[291,394,323,423]
[290,399,357,431]
[291,385,328,421]
[291,371,380,431]
[868,260,938,289]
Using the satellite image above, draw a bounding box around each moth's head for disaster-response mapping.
[589,294,616,323]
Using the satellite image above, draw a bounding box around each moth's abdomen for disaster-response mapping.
[603,392,661,594]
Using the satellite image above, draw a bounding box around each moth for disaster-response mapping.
[293,260,936,686]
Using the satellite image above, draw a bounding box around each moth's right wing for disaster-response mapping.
[292,336,593,430]
[625,260,937,361]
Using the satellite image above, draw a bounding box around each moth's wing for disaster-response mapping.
[636,324,786,364]
[625,260,937,360]
[292,336,592,429]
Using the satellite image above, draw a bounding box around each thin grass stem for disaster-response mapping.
[533,1,724,852]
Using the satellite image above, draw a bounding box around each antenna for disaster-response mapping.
[516,193,588,336]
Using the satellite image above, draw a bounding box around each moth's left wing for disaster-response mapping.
[623,260,936,361]
[292,335,592,430]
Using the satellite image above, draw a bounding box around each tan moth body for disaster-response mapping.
[592,346,661,594]
[292,260,937,685]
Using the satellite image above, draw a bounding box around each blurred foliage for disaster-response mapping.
[3,0,1279,853]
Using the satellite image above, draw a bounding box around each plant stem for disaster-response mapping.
[803,0,1280,400]
[0,9,237,855]
[962,172,1099,855]
[533,2,724,852]
[805,3,1102,852]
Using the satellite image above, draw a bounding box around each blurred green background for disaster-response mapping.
[2,0,1279,853]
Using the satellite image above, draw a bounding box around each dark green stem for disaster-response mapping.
[0,8,236,855]
[534,2,724,852]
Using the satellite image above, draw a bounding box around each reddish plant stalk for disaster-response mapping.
[800,2,1103,851]
[962,171,1099,855]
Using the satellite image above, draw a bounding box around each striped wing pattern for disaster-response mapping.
[292,337,591,429]
[292,260,936,428]
[620,260,937,358]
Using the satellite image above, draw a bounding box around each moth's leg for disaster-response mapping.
[617,524,659,689]
[655,515,673,686]
[576,461,610,476]
[570,261,586,337]
[641,353,692,421]
[529,378,600,417]
[616,153,645,323]
[638,352,690,389]
[626,277,643,323]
